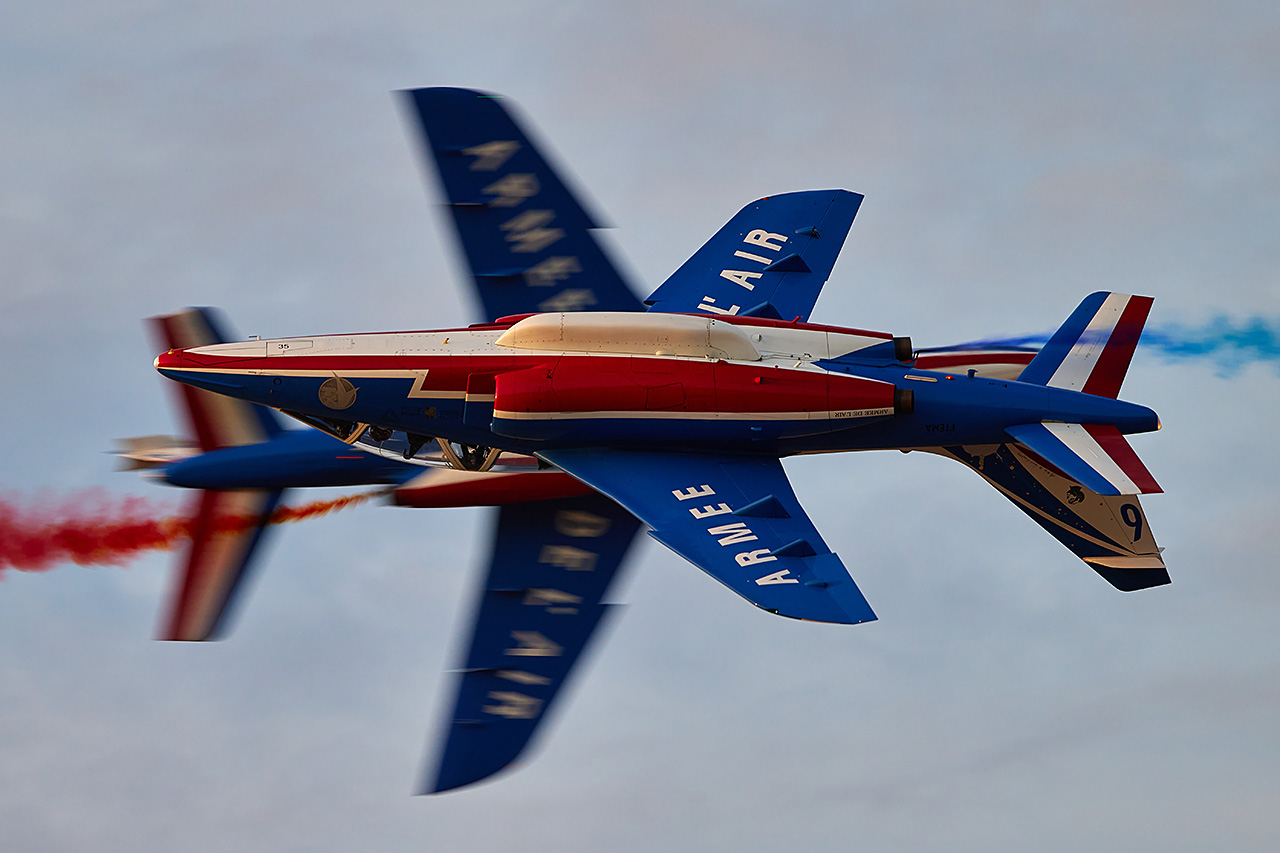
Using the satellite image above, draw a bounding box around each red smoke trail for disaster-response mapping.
[0,488,382,576]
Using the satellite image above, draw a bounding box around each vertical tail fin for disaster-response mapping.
[160,488,284,641]
[148,308,287,640]
[1019,292,1153,398]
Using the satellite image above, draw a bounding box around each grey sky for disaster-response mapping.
[3,3,1279,850]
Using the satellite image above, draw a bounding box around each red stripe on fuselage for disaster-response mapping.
[499,357,896,417]
[161,349,898,417]
[393,471,592,507]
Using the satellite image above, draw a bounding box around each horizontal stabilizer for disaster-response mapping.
[1006,423,1162,496]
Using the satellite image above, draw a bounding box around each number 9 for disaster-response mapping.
[1120,503,1143,542]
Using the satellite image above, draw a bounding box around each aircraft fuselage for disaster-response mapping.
[155,311,1159,460]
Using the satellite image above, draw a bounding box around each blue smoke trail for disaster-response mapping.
[1142,318,1280,373]
[954,316,1280,375]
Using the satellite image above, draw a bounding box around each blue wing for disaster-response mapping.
[539,449,876,625]
[402,91,652,791]
[426,493,643,793]
[401,87,645,322]
[642,190,863,322]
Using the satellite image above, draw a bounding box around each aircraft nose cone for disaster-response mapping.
[155,349,182,373]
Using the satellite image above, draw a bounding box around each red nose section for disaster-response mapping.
[154,350,183,371]
[155,345,266,371]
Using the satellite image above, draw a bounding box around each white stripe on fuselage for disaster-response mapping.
[185,319,892,371]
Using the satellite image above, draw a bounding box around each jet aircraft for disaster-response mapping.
[124,307,602,642]
[125,88,661,792]
[157,287,1168,609]
[142,88,1162,792]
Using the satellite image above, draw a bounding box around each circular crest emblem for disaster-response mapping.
[318,376,358,410]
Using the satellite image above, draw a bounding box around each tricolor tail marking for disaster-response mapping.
[1043,423,1162,495]
[1006,423,1162,496]
[150,309,283,450]
[1019,292,1153,398]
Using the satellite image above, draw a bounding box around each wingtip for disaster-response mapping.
[419,762,513,795]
